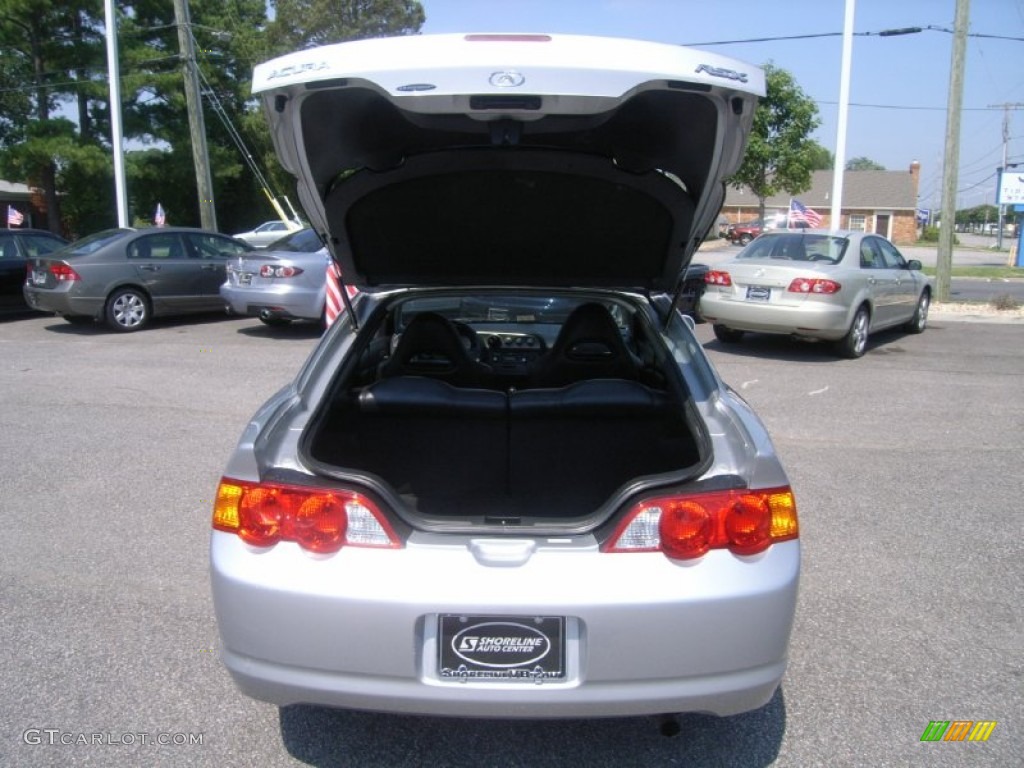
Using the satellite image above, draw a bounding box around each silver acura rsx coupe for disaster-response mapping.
[210,33,800,720]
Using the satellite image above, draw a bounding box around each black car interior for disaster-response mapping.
[311,301,699,521]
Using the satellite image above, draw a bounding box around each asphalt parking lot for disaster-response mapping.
[0,311,1020,767]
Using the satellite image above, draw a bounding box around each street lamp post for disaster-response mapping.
[830,7,923,231]
[104,0,128,227]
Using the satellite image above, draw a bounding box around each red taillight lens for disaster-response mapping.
[604,487,798,560]
[660,500,713,559]
[724,494,773,555]
[787,278,841,294]
[259,264,303,278]
[213,478,401,553]
[704,270,732,287]
[49,263,81,281]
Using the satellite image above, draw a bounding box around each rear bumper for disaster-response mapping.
[700,293,851,340]
[223,648,787,718]
[211,533,799,718]
[23,285,103,318]
[220,284,321,320]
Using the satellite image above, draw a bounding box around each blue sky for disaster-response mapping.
[419,0,1024,212]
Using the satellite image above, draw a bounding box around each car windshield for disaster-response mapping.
[266,228,321,252]
[737,233,848,264]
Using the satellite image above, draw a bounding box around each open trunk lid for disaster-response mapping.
[252,33,763,291]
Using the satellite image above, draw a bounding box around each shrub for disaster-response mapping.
[991,293,1020,311]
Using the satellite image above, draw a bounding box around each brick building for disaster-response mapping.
[722,161,922,244]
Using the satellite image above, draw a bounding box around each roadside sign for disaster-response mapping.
[997,169,1024,205]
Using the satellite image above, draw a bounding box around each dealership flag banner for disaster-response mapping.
[325,260,358,328]
[154,203,166,227]
[7,205,24,227]
[789,199,823,227]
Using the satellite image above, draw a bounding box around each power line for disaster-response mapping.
[680,26,1024,47]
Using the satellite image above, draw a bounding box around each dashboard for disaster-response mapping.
[477,331,547,376]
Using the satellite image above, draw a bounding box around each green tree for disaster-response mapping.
[806,142,834,171]
[846,156,885,171]
[0,1,108,232]
[268,0,425,51]
[729,63,821,222]
[0,0,425,236]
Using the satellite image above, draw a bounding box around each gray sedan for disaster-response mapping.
[23,227,253,331]
[699,229,933,357]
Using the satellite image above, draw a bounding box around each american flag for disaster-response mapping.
[154,203,166,228]
[7,205,24,227]
[324,259,358,328]
[789,199,823,228]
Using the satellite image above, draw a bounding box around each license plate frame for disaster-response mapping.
[746,285,771,302]
[437,615,566,682]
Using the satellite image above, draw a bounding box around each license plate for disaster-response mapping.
[746,285,771,302]
[32,270,47,286]
[239,273,252,286]
[438,615,565,682]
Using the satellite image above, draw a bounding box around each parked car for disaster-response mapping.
[23,227,253,331]
[724,214,788,245]
[221,228,330,326]
[699,229,933,358]
[231,219,302,248]
[211,33,800,721]
[0,228,69,312]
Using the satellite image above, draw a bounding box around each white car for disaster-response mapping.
[231,219,302,248]
[210,33,800,721]
[700,229,933,357]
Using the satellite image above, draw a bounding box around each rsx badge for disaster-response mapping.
[695,63,748,83]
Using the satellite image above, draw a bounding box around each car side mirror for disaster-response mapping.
[906,259,922,271]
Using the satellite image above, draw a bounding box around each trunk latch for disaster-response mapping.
[468,539,537,567]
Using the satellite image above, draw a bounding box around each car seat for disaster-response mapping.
[379,312,494,387]
[530,302,642,387]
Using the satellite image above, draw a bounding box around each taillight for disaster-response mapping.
[259,264,303,278]
[705,270,732,286]
[788,278,841,294]
[213,478,401,553]
[604,487,798,560]
[49,263,81,281]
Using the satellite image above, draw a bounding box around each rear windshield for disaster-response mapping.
[62,229,131,257]
[738,233,848,264]
[267,228,322,253]
[398,295,616,327]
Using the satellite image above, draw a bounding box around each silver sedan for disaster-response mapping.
[221,228,329,326]
[699,230,933,357]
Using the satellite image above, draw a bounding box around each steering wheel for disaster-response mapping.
[452,321,482,361]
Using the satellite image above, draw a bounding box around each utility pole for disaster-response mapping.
[936,0,970,303]
[989,102,1024,250]
[173,0,217,230]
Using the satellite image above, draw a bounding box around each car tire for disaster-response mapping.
[905,291,930,334]
[836,306,869,358]
[63,315,94,326]
[105,288,150,332]
[713,324,744,343]
[259,315,292,327]
[739,233,753,246]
